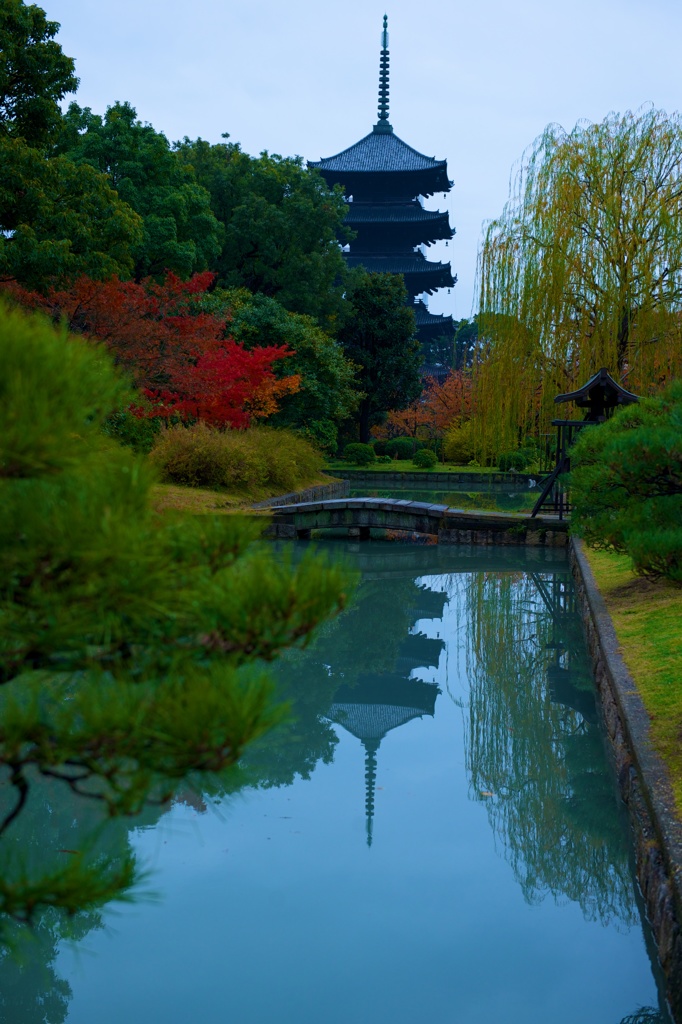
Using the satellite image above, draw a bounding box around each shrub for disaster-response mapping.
[372,440,388,457]
[571,381,682,583]
[413,448,438,469]
[344,442,376,466]
[386,437,415,460]
[150,423,324,494]
[103,409,161,454]
[443,420,475,464]
[498,450,528,472]
[376,454,392,464]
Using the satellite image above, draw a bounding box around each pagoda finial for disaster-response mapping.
[374,14,393,134]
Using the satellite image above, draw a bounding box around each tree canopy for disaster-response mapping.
[0,138,143,288]
[476,107,682,455]
[203,288,360,451]
[57,102,222,280]
[174,138,350,324]
[337,270,421,443]
[0,0,77,149]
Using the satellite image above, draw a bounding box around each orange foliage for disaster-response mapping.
[374,371,472,441]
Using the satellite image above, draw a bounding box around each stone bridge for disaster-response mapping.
[265,497,568,547]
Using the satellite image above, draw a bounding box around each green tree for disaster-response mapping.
[174,138,349,323]
[477,108,682,455]
[0,0,78,149]
[0,137,143,288]
[338,270,421,442]
[202,288,360,452]
[570,381,682,582]
[57,102,222,280]
[0,301,349,925]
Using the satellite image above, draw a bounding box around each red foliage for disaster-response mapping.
[3,274,300,428]
[148,341,301,429]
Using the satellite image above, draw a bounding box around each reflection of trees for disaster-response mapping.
[459,570,637,927]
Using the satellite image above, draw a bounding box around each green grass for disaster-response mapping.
[324,461,501,474]
[584,547,682,811]
[151,476,335,516]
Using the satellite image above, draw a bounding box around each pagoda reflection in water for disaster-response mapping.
[326,590,446,846]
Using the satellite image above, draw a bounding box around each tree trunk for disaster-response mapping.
[359,399,371,443]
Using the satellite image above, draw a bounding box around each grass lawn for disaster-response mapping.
[324,461,500,474]
[151,476,336,516]
[584,547,682,809]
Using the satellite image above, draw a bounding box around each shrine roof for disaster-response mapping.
[555,368,639,407]
[310,129,448,176]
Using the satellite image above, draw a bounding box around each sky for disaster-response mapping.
[47,0,682,320]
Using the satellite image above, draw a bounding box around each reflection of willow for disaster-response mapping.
[460,570,636,927]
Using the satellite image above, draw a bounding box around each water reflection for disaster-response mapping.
[246,545,639,929]
[0,542,670,1022]
[456,567,637,926]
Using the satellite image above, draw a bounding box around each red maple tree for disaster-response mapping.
[4,274,300,428]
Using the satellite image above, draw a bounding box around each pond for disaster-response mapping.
[349,477,541,513]
[3,541,670,1023]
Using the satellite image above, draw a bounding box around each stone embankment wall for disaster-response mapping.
[571,539,682,1023]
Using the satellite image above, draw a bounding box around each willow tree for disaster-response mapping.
[476,107,682,455]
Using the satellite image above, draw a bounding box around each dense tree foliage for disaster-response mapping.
[377,371,471,447]
[0,302,349,924]
[57,102,222,280]
[203,288,359,451]
[174,138,350,323]
[337,270,421,442]
[0,139,143,288]
[476,108,682,455]
[0,0,77,149]
[570,381,682,583]
[5,273,300,428]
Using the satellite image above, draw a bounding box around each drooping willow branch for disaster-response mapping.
[474,107,682,457]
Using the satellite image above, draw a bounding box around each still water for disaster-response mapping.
[349,479,541,512]
[9,543,671,1023]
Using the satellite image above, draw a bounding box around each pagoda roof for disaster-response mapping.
[310,129,448,176]
[345,254,453,277]
[344,203,452,229]
[413,301,453,329]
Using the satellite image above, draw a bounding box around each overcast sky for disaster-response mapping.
[48,0,682,320]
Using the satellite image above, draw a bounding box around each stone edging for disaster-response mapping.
[570,537,682,1022]
[250,478,349,510]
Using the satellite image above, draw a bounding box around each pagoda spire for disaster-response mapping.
[374,14,393,134]
[363,738,379,847]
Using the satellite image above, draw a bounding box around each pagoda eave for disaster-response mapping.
[316,168,451,200]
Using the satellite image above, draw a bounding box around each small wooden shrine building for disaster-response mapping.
[531,368,639,518]
[309,16,456,347]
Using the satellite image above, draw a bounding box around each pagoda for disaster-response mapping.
[309,15,456,350]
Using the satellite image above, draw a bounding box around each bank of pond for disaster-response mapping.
[0,540,671,1024]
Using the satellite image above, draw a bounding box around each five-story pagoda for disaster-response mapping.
[309,16,456,349]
